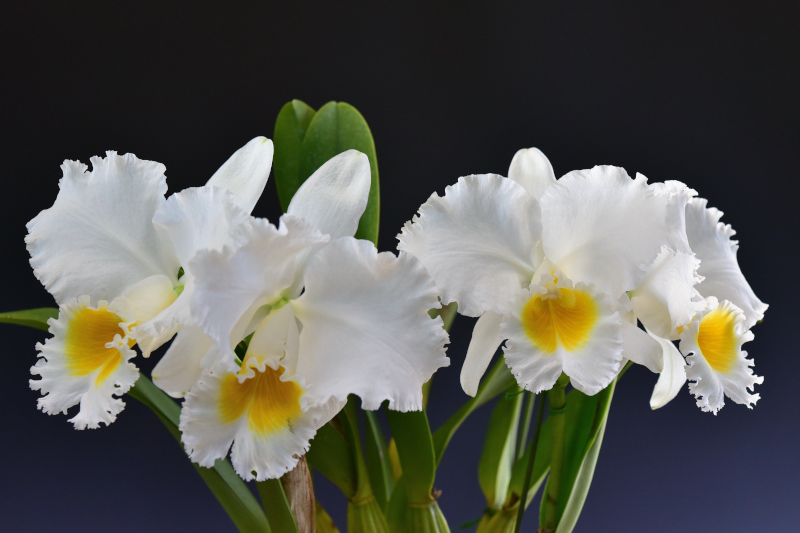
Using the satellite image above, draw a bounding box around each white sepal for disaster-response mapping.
[205,137,274,215]
[151,325,215,398]
[648,179,697,254]
[620,316,663,374]
[508,147,556,200]
[648,330,687,410]
[291,238,450,411]
[398,174,541,317]
[460,311,504,397]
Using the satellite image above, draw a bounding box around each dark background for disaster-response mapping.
[1,1,797,531]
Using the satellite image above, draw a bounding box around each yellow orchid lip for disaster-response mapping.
[521,286,600,354]
[696,307,739,375]
[64,304,128,386]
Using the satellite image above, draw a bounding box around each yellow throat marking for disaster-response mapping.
[64,306,127,386]
[697,308,738,374]
[521,287,599,353]
[218,359,303,435]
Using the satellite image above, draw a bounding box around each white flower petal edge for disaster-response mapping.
[500,271,623,396]
[681,298,762,414]
[648,179,697,254]
[630,247,706,340]
[460,311,504,397]
[508,147,556,201]
[206,137,274,215]
[287,150,371,240]
[648,330,687,410]
[151,325,215,398]
[686,198,768,329]
[398,174,541,317]
[291,238,450,411]
[26,152,178,303]
[30,296,139,429]
[620,317,663,374]
[541,166,679,299]
[180,356,343,481]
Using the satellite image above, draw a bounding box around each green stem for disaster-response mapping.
[512,392,546,533]
[515,390,536,461]
[542,374,570,531]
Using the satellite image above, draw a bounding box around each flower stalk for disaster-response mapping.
[542,374,570,531]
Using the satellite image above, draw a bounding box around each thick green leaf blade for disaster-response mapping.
[478,391,523,510]
[385,409,436,505]
[127,376,271,533]
[299,101,380,245]
[432,357,516,465]
[273,99,316,211]
[306,421,358,499]
[364,410,393,510]
[0,307,58,331]
[508,414,553,508]
[257,479,298,533]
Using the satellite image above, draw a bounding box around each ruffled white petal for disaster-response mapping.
[681,298,762,414]
[398,174,541,317]
[630,247,706,340]
[648,179,697,254]
[540,166,676,299]
[205,137,274,214]
[247,304,296,370]
[189,215,327,370]
[508,147,556,200]
[290,238,450,411]
[151,325,215,398]
[26,152,178,304]
[619,317,663,374]
[29,295,139,429]
[500,272,623,396]
[287,150,371,240]
[116,274,178,327]
[460,311,504,397]
[648,330,687,410]
[685,198,768,329]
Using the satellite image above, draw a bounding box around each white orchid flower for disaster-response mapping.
[644,193,766,410]
[26,138,274,428]
[179,150,450,481]
[398,148,682,397]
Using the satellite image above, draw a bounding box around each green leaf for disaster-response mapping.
[507,413,553,508]
[299,101,380,245]
[365,410,394,510]
[256,479,297,533]
[127,376,270,533]
[478,391,524,511]
[385,409,436,505]
[306,421,358,499]
[341,398,376,502]
[273,100,317,211]
[0,307,58,331]
[316,501,341,533]
[432,357,516,465]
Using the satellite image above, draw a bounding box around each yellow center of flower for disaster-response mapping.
[218,359,304,435]
[64,306,127,386]
[697,308,738,374]
[521,287,599,353]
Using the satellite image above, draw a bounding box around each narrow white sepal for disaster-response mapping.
[206,137,274,215]
[460,311,504,397]
[508,147,556,200]
[648,330,687,410]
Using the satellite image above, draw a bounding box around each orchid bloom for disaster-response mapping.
[398,148,688,397]
[179,150,450,481]
[642,193,766,412]
[27,138,274,428]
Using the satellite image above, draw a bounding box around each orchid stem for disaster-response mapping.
[543,373,570,531]
[516,389,536,461]
[513,391,546,533]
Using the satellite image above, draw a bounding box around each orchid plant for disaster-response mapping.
[2,100,766,533]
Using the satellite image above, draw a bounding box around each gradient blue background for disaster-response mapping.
[1,1,797,531]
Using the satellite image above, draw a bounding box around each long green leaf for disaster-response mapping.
[432,357,516,465]
[273,99,317,211]
[385,409,436,505]
[507,414,552,508]
[127,376,270,533]
[257,479,297,533]
[306,421,358,499]
[0,307,58,331]
[364,410,393,510]
[478,391,523,510]
[299,101,380,244]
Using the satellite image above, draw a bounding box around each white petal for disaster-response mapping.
[685,198,768,329]
[648,331,687,410]
[508,147,556,200]
[460,311,504,397]
[681,298,762,414]
[151,325,215,398]
[190,215,328,361]
[247,304,296,370]
[26,153,178,304]
[133,279,193,357]
[29,295,139,429]
[619,317,663,374]
[648,179,697,254]
[500,272,623,396]
[630,247,705,340]
[116,274,178,327]
[541,166,676,299]
[290,238,450,411]
[398,174,541,317]
[205,137,274,214]
[287,150,371,240]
